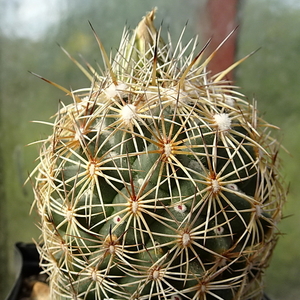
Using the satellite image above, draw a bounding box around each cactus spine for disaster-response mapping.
[31,8,286,300]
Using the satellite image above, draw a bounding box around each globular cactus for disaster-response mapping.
[31,8,286,300]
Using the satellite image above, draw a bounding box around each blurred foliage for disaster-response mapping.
[0,0,299,299]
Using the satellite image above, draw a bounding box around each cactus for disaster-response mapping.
[31,8,286,300]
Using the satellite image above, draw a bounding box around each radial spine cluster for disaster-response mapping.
[31,8,286,300]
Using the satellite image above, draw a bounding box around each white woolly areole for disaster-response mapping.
[58,96,89,114]
[113,215,123,224]
[255,205,263,217]
[211,179,221,193]
[225,96,235,107]
[164,88,189,107]
[137,178,144,186]
[65,208,74,222]
[121,104,136,125]
[109,245,116,254]
[90,268,98,281]
[131,201,139,214]
[104,82,128,98]
[174,203,187,213]
[182,232,191,247]
[164,143,172,157]
[152,269,160,280]
[214,226,225,235]
[226,183,239,192]
[74,127,84,141]
[213,113,231,131]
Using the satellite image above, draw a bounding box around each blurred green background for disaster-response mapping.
[0,0,299,299]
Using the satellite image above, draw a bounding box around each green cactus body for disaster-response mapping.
[31,8,286,300]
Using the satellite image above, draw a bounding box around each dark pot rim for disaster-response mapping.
[5,242,41,300]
